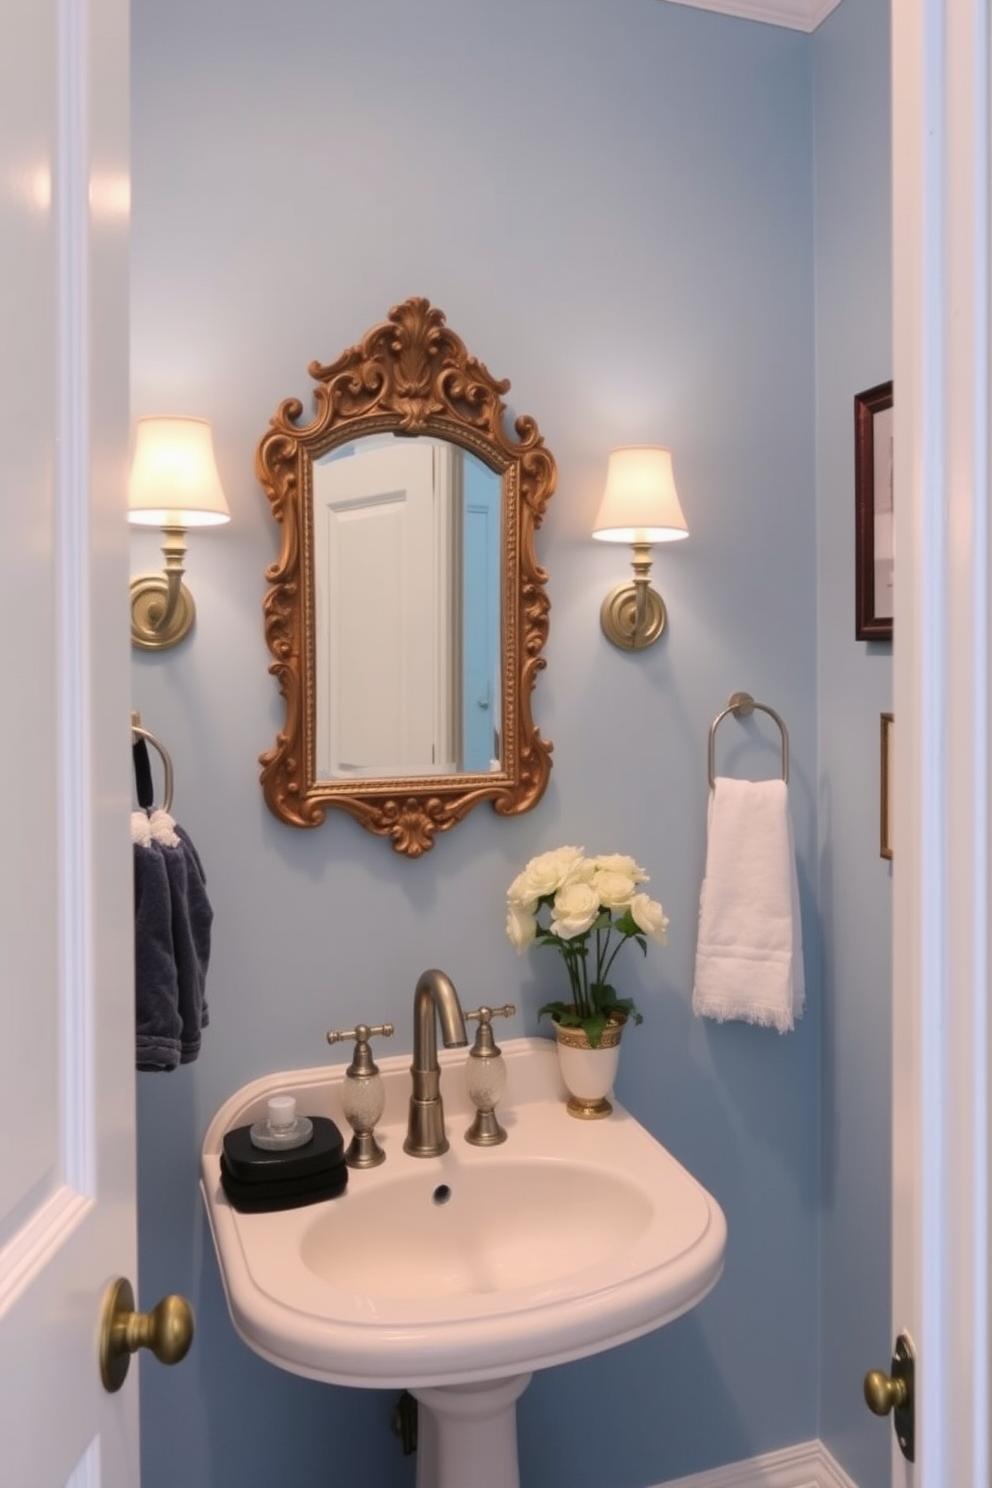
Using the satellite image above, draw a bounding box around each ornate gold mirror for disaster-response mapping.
[257,297,556,856]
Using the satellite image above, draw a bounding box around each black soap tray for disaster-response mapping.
[220,1116,348,1212]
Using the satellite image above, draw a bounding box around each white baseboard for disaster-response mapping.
[654,1439,861,1488]
[657,0,843,34]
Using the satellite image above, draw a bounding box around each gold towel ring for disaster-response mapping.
[708,691,789,789]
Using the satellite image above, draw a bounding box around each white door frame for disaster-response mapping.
[891,1,989,1482]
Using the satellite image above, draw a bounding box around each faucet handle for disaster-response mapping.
[463,1006,515,1148]
[326,1022,395,1086]
[464,1006,515,1060]
[325,1023,395,1169]
[464,1004,515,1026]
[326,1021,395,1050]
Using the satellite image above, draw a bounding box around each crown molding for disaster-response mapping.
[659,0,843,32]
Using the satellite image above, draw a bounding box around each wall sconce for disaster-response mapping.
[127,416,230,650]
[592,445,689,650]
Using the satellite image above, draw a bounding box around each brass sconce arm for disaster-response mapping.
[130,525,195,651]
[599,541,667,650]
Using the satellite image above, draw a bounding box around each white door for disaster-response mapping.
[0,1,139,1485]
[891,1,990,1484]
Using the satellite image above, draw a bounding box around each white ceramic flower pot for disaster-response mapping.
[551,1014,625,1119]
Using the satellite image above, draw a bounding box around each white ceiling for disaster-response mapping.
[660,0,843,32]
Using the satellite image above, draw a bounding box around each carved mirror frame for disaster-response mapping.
[257,297,556,856]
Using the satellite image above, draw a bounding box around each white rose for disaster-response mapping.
[509,845,586,905]
[568,855,597,884]
[506,903,538,950]
[550,881,601,939]
[592,853,649,883]
[592,868,638,909]
[507,867,540,910]
[630,893,669,944]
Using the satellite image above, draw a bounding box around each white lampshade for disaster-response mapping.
[128,417,231,527]
[592,446,689,544]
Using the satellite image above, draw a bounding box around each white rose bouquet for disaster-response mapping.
[506,845,669,1046]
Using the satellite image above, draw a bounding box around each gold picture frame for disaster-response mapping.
[880,712,893,860]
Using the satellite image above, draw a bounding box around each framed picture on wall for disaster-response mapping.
[880,712,893,860]
[855,380,894,640]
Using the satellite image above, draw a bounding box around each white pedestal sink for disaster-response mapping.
[201,1038,726,1488]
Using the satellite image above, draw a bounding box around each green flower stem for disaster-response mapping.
[564,939,590,1017]
[595,927,607,987]
[553,926,643,1020]
[600,935,628,987]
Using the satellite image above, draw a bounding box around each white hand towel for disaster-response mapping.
[692,776,805,1032]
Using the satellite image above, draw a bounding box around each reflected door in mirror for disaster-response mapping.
[313,437,501,778]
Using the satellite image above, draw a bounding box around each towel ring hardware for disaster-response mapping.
[131,715,174,814]
[707,690,789,789]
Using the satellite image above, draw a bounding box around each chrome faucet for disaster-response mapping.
[404,969,468,1157]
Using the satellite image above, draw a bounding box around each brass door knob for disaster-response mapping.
[863,1332,915,1463]
[864,1368,909,1415]
[99,1276,195,1392]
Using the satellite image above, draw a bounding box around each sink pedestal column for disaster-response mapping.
[411,1372,532,1488]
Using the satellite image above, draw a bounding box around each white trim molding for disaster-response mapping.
[655,1439,861,1488]
[892,0,992,1484]
[658,0,843,32]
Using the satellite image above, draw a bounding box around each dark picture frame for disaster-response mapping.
[855,380,894,640]
[880,712,893,860]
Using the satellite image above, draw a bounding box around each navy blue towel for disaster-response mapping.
[134,828,183,1071]
[133,810,213,1071]
[169,823,213,1062]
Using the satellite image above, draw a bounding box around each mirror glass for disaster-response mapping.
[313,436,502,780]
[257,297,557,856]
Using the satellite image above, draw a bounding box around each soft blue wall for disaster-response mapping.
[130,3,822,1485]
[812,1,892,1485]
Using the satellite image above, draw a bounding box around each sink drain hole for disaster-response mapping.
[432,1184,452,1205]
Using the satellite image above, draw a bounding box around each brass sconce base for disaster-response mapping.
[130,573,196,651]
[599,582,667,650]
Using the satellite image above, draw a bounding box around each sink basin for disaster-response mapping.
[300,1158,653,1300]
[201,1037,726,1391]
